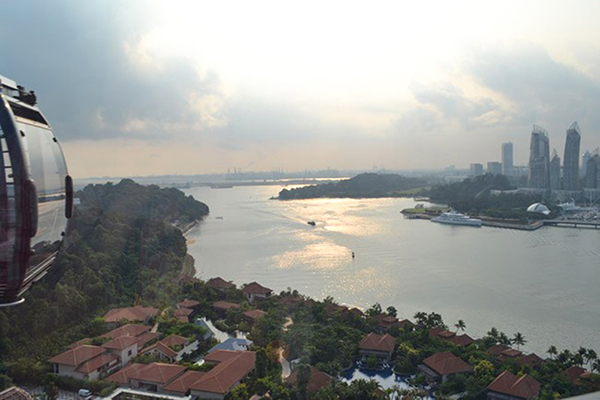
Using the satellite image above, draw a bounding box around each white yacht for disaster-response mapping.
[431,210,482,227]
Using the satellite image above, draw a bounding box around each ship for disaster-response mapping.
[431,210,482,227]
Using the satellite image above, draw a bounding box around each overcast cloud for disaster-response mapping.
[1,0,599,177]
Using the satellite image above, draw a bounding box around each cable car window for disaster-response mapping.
[16,122,68,269]
[9,103,48,125]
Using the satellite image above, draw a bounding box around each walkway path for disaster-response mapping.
[278,348,291,379]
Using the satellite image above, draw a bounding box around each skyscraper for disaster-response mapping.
[470,163,483,176]
[562,121,581,191]
[528,125,550,189]
[487,162,502,175]
[502,142,513,175]
[549,150,561,191]
[585,151,600,189]
[582,150,591,178]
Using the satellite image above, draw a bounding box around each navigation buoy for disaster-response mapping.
[352,251,355,258]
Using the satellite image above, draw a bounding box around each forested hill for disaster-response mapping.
[277,173,428,200]
[0,180,209,377]
[78,178,209,226]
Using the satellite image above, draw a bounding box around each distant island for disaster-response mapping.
[276,173,428,200]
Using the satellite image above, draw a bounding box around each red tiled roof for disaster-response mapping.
[106,363,147,384]
[213,301,241,310]
[325,304,346,315]
[141,342,178,359]
[242,282,272,295]
[487,344,511,356]
[129,363,186,384]
[177,299,200,308]
[189,351,255,395]
[358,333,396,353]
[243,309,268,320]
[135,332,161,348]
[518,353,544,368]
[563,365,587,382]
[280,295,303,306]
[75,353,118,374]
[422,352,473,376]
[48,345,106,366]
[346,307,365,317]
[101,324,151,339]
[103,307,159,323]
[487,371,540,400]
[398,319,414,327]
[174,308,193,317]
[285,366,332,392]
[161,335,188,349]
[102,336,139,351]
[206,277,235,290]
[163,371,207,394]
[176,315,189,323]
[447,334,474,347]
[500,348,523,358]
[67,338,92,349]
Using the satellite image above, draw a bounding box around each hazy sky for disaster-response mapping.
[2,0,600,177]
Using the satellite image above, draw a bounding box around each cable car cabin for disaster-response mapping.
[0,75,72,306]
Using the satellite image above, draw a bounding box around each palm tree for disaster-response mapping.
[593,360,600,373]
[512,332,526,350]
[547,345,558,360]
[585,349,598,370]
[454,319,466,333]
[499,332,511,346]
[487,327,499,340]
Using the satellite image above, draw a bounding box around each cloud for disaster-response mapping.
[465,43,600,133]
[0,0,227,142]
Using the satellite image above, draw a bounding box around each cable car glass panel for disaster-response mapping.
[16,121,68,272]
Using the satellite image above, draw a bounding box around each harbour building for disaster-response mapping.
[487,162,502,175]
[549,150,561,191]
[469,163,483,176]
[501,142,513,175]
[562,122,581,191]
[528,125,550,189]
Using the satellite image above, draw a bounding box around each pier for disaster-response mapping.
[402,211,600,231]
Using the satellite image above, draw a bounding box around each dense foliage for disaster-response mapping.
[0,179,209,381]
[427,174,554,220]
[277,173,428,200]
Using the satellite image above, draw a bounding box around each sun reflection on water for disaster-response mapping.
[272,241,351,270]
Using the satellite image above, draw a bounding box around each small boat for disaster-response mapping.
[307,220,316,226]
[215,216,223,220]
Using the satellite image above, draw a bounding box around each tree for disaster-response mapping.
[498,332,511,346]
[414,311,427,325]
[0,374,13,391]
[487,327,499,340]
[512,332,526,350]
[386,306,397,318]
[296,364,311,400]
[454,319,466,333]
[255,348,267,379]
[367,303,382,317]
[585,349,597,370]
[473,360,495,384]
[547,345,558,360]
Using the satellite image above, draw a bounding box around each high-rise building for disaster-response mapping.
[487,162,502,175]
[502,142,513,175]
[528,125,550,189]
[562,121,581,191]
[549,150,561,191]
[585,152,600,189]
[470,163,483,176]
[582,150,591,178]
